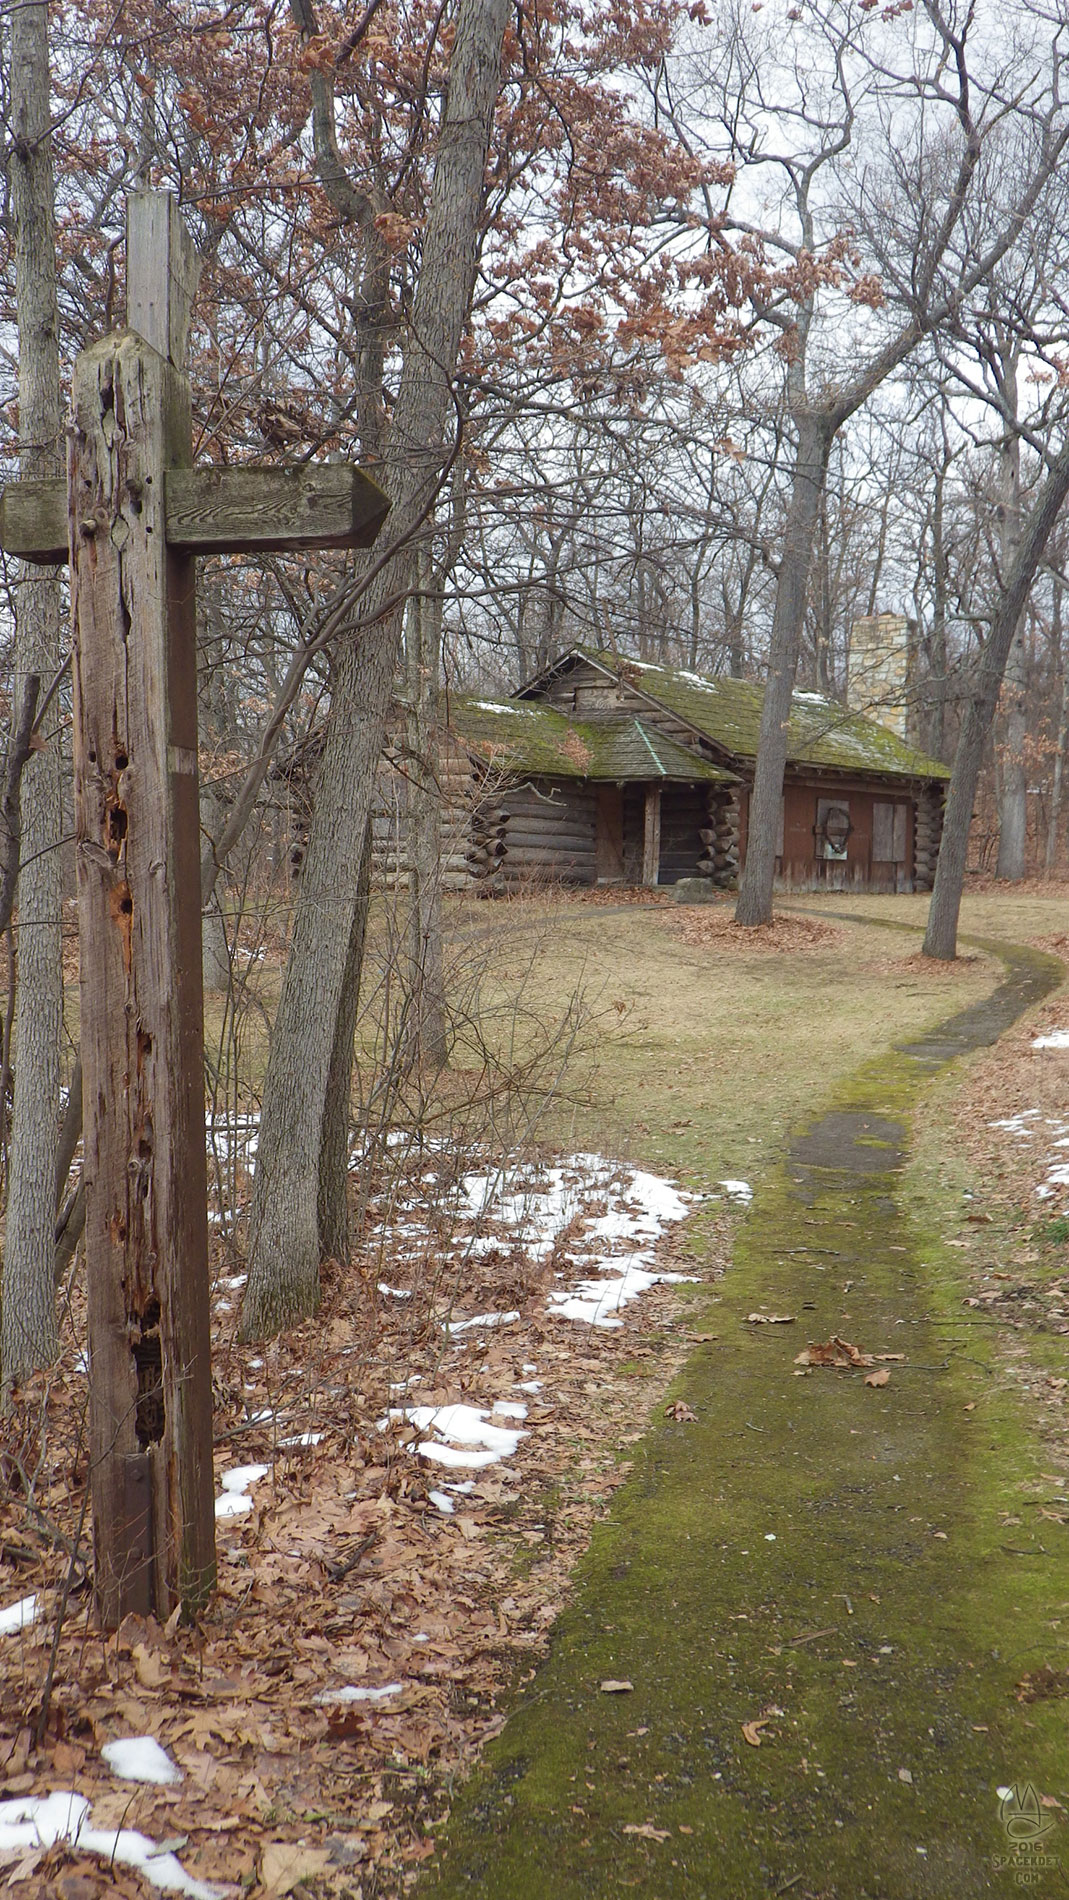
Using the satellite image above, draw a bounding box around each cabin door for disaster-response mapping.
[595,786,626,883]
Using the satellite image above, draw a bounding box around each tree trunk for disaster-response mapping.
[1045,579,1065,873]
[735,411,833,927]
[924,434,1069,959]
[242,0,510,1340]
[995,621,1029,878]
[2,0,64,1389]
[317,818,371,1263]
[923,460,950,759]
[995,346,1028,879]
[402,542,448,1072]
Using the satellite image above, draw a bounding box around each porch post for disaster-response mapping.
[642,783,662,887]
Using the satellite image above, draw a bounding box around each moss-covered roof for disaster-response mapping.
[545,648,951,782]
[450,697,735,783]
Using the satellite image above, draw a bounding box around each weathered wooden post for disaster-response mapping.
[68,196,212,1625]
[0,190,389,1627]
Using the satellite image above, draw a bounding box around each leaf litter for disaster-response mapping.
[0,1130,727,1900]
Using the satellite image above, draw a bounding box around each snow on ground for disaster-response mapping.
[0,1595,38,1636]
[363,1151,701,1337]
[102,1735,183,1785]
[546,1257,698,1328]
[314,1683,404,1706]
[1032,1029,1069,1050]
[214,1464,270,1520]
[0,1791,226,1898]
[380,1403,526,1472]
[987,1109,1069,1205]
[718,1179,753,1204]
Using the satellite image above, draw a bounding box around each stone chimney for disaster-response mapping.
[848,612,916,740]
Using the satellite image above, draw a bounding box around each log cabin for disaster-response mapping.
[447,647,950,895]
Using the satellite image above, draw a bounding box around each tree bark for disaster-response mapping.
[924,434,1069,958]
[402,541,448,1072]
[1045,578,1066,872]
[2,0,64,1389]
[994,346,1028,879]
[241,0,510,1339]
[735,411,832,926]
[317,818,371,1263]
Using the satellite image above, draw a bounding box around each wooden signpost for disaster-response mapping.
[0,192,388,1627]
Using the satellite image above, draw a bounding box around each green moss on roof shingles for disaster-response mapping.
[575,648,950,780]
[450,698,733,783]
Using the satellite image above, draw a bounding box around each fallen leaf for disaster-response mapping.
[622,1823,671,1842]
[742,1718,771,1746]
[601,1679,634,1694]
[795,1335,873,1369]
[260,1843,334,1895]
[898,1767,913,1784]
[746,1313,795,1324]
[131,1642,167,1689]
[664,1401,697,1422]
[1015,1666,1069,1703]
[864,1369,890,1388]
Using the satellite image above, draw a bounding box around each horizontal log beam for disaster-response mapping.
[0,463,390,565]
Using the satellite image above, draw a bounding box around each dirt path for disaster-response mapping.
[421,940,1069,1900]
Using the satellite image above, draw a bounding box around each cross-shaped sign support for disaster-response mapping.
[0,191,388,1628]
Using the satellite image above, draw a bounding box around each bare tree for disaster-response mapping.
[661,0,1069,923]
[241,0,512,1339]
[1,0,64,1389]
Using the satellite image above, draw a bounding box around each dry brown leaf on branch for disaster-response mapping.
[864,1369,891,1388]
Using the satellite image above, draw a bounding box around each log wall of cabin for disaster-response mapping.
[494,780,597,888]
[659,784,714,883]
[738,777,928,892]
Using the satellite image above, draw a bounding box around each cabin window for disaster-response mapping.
[816,798,852,860]
[873,800,908,863]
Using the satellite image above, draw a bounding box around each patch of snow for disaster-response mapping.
[314,1683,404,1705]
[548,1260,698,1328]
[990,1111,1040,1134]
[1033,1030,1069,1050]
[0,1790,225,1898]
[0,1595,38,1636]
[214,1463,269,1521]
[491,1401,528,1419]
[381,1404,525,1472]
[102,1736,183,1785]
[445,1310,520,1335]
[516,1380,543,1393]
[279,1431,324,1449]
[719,1179,753,1204]
[378,1283,413,1299]
[429,1490,455,1514]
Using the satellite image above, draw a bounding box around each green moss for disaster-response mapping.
[564,646,952,780]
[451,697,733,784]
[422,939,1067,1900]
